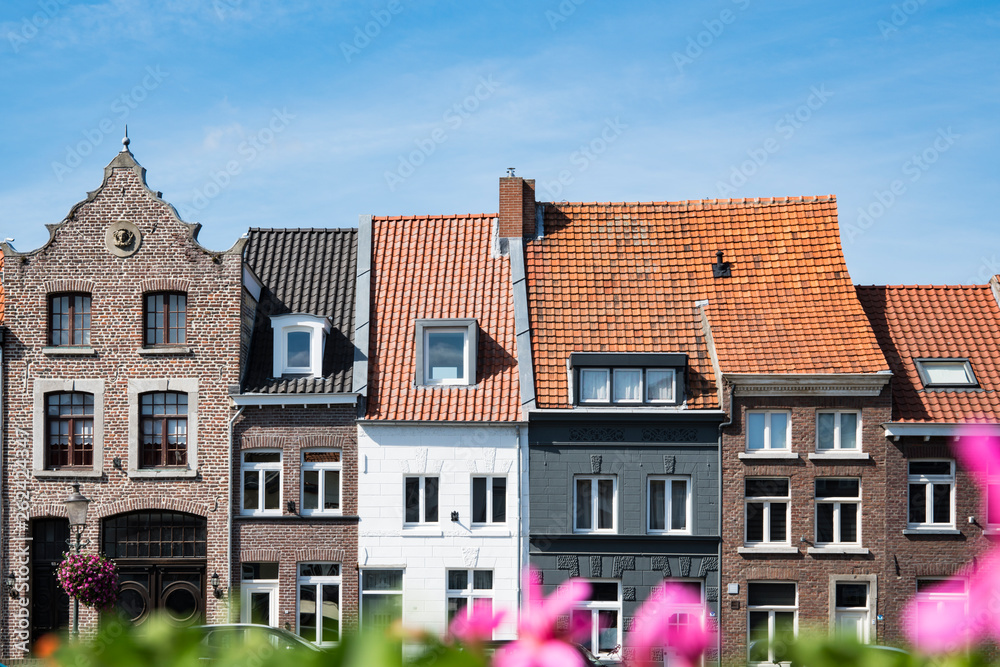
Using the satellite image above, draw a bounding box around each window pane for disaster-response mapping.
[244,471,260,510]
[581,369,609,402]
[836,583,868,608]
[746,479,789,497]
[424,477,439,523]
[932,484,951,523]
[613,369,641,402]
[303,470,319,511]
[671,480,687,531]
[921,361,973,385]
[909,484,927,523]
[473,571,493,590]
[646,370,674,402]
[472,478,487,523]
[249,592,270,625]
[840,504,858,542]
[324,470,340,510]
[572,609,592,653]
[244,452,281,463]
[910,461,952,476]
[747,413,765,450]
[405,478,420,523]
[427,331,465,380]
[774,612,795,662]
[649,480,665,531]
[299,584,316,641]
[362,570,403,591]
[769,503,787,542]
[748,612,769,662]
[576,479,592,530]
[590,582,619,601]
[321,585,340,643]
[597,609,618,652]
[492,478,506,523]
[840,413,858,449]
[448,570,468,590]
[597,479,614,529]
[770,413,788,449]
[817,413,835,450]
[243,562,279,580]
[816,479,860,498]
[816,504,834,543]
[989,484,1000,525]
[263,470,280,510]
[287,331,311,369]
[748,583,796,607]
[447,597,466,623]
[304,450,341,464]
[746,503,764,542]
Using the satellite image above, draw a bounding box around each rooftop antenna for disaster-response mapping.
[121,125,130,152]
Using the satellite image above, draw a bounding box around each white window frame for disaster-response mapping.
[832,580,870,643]
[579,368,611,403]
[814,478,861,546]
[241,449,283,516]
[270,313,330,378]
[746,411,791,451]
[816,411,861,451]
[744,478,790,546]
[647,476,692,534]
[747,582,798,666]
[301,449,342,516]
[360,569,403,633]
[577,368,678,405]
[471,476,507,526]
[296,562,342,646]
[612,368,642,404]
[645,368,676,403]
[445,569,494,629]
[241,563,279,627]
[907,459,956,530]
[572,580,622,661]
[415,319,478,386]
[403,475,439,525]
[574,475,618,534]
[914,358,978,388]
[913,577,969,644]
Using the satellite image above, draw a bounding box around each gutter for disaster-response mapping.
[226,403,245,622]
[232,392,359,407]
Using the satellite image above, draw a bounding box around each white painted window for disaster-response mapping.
[404,475,439,524]
[578,368,677,404]
[574,476,617,533]
[816,411,860,450]
[747,582,797,665]
[648,476,691,533]
[297,563,341,645]
[571,581,621,660]
[815,479,860,546]
[646,369,676,403]
[415,319,478,386]
[833,581,870,643]
[270,314,330,378]
[745,479,789,546]
[746,412,790,451]
[907,460,955,529]
[446,570,493,629]
[242,450,282,515]
[913,578,968,645]
[241,562,279,627]
[471,476,506,525]
[361,570,403,633]
[915,359,977,387]
[580,369,610,402]
[301,449,341,515]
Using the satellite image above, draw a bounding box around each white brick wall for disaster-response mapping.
[358,423,523,639]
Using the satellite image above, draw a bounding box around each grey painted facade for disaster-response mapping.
[527,413,723,663]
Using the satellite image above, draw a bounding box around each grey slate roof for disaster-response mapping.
[242,228,357,394]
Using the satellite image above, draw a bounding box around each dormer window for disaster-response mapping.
[571,353,685,406]
[271,314,331,377]
[415,319,478,386]
[914,358,978,388]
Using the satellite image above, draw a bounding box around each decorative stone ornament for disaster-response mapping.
[105,220,141,257]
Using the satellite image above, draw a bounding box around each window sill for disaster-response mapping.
[807,452,870,461]
[138,346,193,356]
[401,526,444,537]
[903,528,961,535]
[468,527,513,537]
[240,511,283,518]
[738,546,799,555]
[42,346,97,356]
[807,546,870,555]
[415,383,479,390]
[129,468,197,479]
[34,469,103,479]
[738,452,798,460]
[301,512,344,518]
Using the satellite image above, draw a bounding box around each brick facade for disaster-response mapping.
[0,147,243,660]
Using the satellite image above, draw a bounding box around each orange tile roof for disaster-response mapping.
[366,213,520,421]
[857,284,1000,423]
[527,197,888,409]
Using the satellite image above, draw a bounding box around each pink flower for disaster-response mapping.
[627,582,711,667]
[494,568,591,667]
[448,604,505,644]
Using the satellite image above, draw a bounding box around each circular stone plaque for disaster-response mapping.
[105,220,142,257]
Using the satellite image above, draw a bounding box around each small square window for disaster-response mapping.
[613,369,642,403]
[914,359,978,387]
[816,412,860,451]
[580,369,610,402]
[646,369,676,403]
[415,319,478,386]
[746,412,790,451]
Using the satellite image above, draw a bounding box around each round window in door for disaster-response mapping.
[162,581,201,625]
[117,582,151,624]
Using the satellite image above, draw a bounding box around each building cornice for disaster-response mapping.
[881,422,1000,439]
[724,372,891,397]
[232,393,358,407]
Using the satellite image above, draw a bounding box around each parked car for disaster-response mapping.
[192,623,323,659]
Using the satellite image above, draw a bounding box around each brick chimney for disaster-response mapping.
[499,172,536,238]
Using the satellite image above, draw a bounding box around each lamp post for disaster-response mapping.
[63,482,91,637]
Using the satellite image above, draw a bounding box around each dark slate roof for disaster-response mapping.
[242,228,357,394]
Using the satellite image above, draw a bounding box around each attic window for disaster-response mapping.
[570,353,686,406]
[914,359,978,388]
[415,319,478,386]
[270,314,331,378]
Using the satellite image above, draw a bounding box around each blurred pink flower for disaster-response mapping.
[448,604,505,644]
[494,568,591,667]
[627,582,711,667]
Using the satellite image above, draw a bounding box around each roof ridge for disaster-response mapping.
[543,195,836,208]
[856,284,988,290]
[248,227,357,233]
[373,212,496,221]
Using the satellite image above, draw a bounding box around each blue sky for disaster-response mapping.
[1,0,997,285]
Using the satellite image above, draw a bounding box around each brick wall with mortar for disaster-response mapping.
[718,389,892,663]
[232,404,359,631]
[0,151,243,660]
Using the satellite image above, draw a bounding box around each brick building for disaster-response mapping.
[231,227,360,642]
[0,141,244,660]
[858,280,1000,647]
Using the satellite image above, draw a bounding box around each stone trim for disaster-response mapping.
[295,548,347,563]
[93,495,209,519]
[140,278,191,294]
[43,279,96,294]
[241,549,281,563]
[32,378,106,476]
[127,378,199,478]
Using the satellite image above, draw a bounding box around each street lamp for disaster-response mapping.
[63,482,91,636]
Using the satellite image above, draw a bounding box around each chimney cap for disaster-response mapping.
[506,167,516,177]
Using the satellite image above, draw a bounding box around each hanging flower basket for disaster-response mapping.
[57,552,119,611]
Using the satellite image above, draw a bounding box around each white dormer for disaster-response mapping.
[270,313,331,378]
